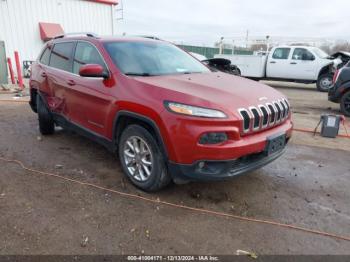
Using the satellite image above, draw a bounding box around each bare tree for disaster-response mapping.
[319,44,331,54]
[331,42,350,53]
[289,43,311,46]
[250,44,267,52]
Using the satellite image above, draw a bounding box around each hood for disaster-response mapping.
[134,72,286,117]
[331,51,350,58]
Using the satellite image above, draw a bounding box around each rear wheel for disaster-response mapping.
[233,67,241,76]
[37,95,55,135]
[340,91,350,117]
[118,125,171,192]
[317,73,333,92]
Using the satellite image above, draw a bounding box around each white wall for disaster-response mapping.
[0,0,114,63]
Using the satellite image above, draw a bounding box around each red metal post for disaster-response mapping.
[7,58,15,84]
[14,51,24,89]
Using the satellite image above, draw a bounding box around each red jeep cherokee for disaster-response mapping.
[29,33,293,191]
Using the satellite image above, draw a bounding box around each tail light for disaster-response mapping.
[333,69,340,84]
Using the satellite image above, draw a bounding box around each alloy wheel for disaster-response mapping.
[123,136,153,182]
[320,76,332,90]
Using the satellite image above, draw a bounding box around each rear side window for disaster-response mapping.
[292,48,315,61]
[272,48,291,60]
[40,46,51,65]
[73,42,107,74]
[49,42,75,72]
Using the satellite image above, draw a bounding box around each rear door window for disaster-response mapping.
[73,42,107,74]
[272,48,291,60]
[292,48,315,61]
[49,42,75,72]
[40,46,51,65]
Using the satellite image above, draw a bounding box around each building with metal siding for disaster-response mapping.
[0,0,118,65]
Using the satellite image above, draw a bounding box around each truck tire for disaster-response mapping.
[233,67,241,76]
[317,73,333,92]
[229,66,241,76]
[37,95,55,135]
[118,124,171,192]
[340,91,350,117]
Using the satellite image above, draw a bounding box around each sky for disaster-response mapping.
[115,0,349,46]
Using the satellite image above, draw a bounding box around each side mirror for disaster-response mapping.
[79,64,109,79]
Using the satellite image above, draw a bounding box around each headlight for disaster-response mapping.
[165,102,227,118]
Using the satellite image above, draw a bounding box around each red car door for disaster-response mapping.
[65,41,114,137]
[33,45,52,96]
[45,41,76,117]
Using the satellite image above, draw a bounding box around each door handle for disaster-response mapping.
[270,61,276,64]
[67,80,76,86]
[41,72,47,77]
[290,62,297,65]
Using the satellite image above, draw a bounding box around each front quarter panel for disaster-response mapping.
[317,59,334,77]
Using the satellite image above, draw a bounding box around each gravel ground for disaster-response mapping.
[0,84,349,255]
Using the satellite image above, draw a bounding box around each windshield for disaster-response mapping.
[312,47,329,59]
[104,41,210,76]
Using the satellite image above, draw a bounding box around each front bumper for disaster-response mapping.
[328,83,342,103]
[169,141,288,183]
[160,108,292,183]
[160,107,293,164]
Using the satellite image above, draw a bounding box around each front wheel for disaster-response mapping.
[118,125,171,192]
[340,91,350,117]
[317,73,333,92]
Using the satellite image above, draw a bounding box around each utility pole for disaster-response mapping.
[219,37,224,55]
[266,35,270,53]
[245,30,249,48]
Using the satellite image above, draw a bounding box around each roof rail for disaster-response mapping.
[138,35,162,41]
[53,32,99,39]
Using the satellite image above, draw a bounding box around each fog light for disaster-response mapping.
[198,162,205,169]
[199,132,228,144]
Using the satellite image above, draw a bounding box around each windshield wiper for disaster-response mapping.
[124,72,154,76]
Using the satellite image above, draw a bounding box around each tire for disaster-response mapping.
[317,73,333,92]
[118,125,171,192]
[37,95,55,135]
[232,68,241,76]
[340,91,350,117]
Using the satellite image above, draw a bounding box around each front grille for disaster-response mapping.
[259,106,269,127]
[250,107,260,129]
[229,151,267,173]
[267,104,276,124]
[274,102,282,122]
[280,100,287,118]
[238,98,290,134]
[239,109,251,131]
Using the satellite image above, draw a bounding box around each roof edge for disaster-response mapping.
[88,0,118,5]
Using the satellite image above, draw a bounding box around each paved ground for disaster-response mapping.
[0,83,350,255]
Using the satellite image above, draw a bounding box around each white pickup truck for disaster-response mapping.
[215,46,340,92]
